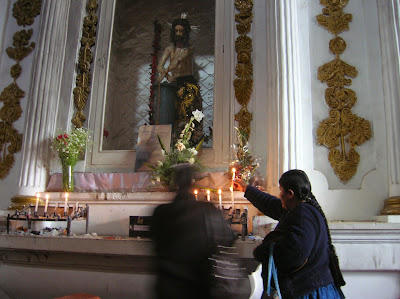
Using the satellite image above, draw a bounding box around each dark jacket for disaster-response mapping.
[244,186,334,299]
[151,193,235,299]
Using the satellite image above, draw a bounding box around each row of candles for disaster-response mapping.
[33,169,239,214]
[194,188,236,210]
[34,192,78,216]
[194,168,237,210]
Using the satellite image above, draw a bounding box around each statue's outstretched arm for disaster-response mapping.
[157,46,172,83]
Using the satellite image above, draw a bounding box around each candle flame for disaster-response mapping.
[218,189,222,195]
[232,168,236,173]
[206,189,210,195]
[65,192,69,198]
[230,187,233,192]
[36,193,40,198]
[45,194,49,199]
[194,189,198,195]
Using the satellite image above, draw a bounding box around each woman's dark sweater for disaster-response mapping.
[244,186,334,299]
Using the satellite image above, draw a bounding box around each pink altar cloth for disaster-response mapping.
[46,172,232,192]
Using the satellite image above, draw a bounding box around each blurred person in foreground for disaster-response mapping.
[151,164,236,299]
[234,169,345,299]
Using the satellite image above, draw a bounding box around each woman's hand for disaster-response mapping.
[233,178,248,192]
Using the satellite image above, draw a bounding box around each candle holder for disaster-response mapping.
[6,203,89,236]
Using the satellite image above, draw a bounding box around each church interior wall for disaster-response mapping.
[0,1,399,298]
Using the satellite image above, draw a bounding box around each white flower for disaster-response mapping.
[188,158,195,164]
[176,142,186,151]
[192,110,205,123]
[189,148,198,156]
[157,160,163,166]
[161,149,166,156]
[156,176,161,182]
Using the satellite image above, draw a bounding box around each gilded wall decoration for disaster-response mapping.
[234,0,253,140]
[0,0,41,179]
[316,0,371,183]
[72,0,98,128]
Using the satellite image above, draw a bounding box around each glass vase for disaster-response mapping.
[61,162,74,192]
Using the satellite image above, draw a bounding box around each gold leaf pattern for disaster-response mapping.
[316,0,371,183]
[316,0,352,35]
[235,107,253,139]
[12,0,42,27]
[234,0,253,139]
[72,0,98,128]
[233,78,253,106]
[0,1,40,179]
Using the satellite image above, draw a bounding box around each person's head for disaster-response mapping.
[173,163,194,194]
[170,18,191,47]
[278,169,312,210]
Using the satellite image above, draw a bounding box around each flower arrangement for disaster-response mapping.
[51,127,92,165]
[51,127,92,191]
[147,110,205,188]
[228,127,260,183]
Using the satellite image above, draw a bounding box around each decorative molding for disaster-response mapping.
[234,0,253,140]
[316,0,371,183]
[71,0,98,128]
[0,0,41,179]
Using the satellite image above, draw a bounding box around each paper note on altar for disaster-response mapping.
[134,125,172,172]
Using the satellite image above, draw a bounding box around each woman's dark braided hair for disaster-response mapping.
[279,169,346,289]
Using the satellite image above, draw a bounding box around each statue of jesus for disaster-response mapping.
[157,16,194,84]
[156,15,203,144]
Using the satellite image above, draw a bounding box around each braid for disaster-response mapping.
[306,193,346,288]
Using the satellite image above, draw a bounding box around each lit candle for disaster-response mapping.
[218,189,222,210]
[35,193,40,214]
[64,192,69,214]
[231,168,236,188]
[44,194,49,214]
[207,189,210,202]
[230,187,235,210]
[194,189,198,201]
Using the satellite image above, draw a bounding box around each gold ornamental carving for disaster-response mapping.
[0,0,41,179]
[316,0,371,183]
[72,0,98,128]
[234,0,253,140]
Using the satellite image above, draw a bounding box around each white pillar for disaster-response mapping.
[18,0,71,196]
[377,0,400,197]
[262,0,304,191]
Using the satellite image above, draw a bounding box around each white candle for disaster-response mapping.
[64,192,69,214]
[230,187,235,210]
[194,189,198,201]
[35,193,40,213]
[206,189,210,202]
[44,194,49,214]
[231,168,236,188]
[75,201,79,211]
[218,189,222,210]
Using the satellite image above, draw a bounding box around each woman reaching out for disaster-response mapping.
[234,169,345,299]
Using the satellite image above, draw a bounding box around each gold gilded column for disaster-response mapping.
[234,0,253,140]
[71,0,98,128]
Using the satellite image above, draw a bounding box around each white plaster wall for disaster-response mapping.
[0,0,41,210]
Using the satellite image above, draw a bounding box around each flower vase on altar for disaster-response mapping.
[51,127,92,192]
[61,158,77,192]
